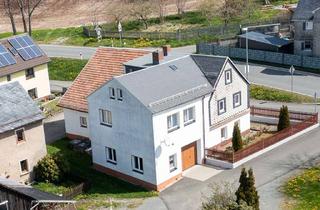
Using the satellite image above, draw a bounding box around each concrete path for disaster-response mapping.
[50,80,73,93]
[137,101,320,210]
[43,112,66,144]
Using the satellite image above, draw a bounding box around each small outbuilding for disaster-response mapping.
[238,31,293,53]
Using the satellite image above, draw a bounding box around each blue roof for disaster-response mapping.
[238,31,290,47]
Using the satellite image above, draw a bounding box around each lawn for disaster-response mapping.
[250,85,316,103]
[283,167,320,209]
[48,57,88,81]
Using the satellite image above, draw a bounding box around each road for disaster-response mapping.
[139,100,320,210]
[40,44,320,97]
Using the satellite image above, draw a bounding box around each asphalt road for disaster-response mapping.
[40,44,320,97]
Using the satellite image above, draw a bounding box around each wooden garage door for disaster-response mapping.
[181,142,197,171]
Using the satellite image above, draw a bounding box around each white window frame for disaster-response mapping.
[169,154,177,172]
[80,116,87,128]
[167,112,180,132]
[20,159,29,174]
[221,126,228,140]
[132,155,144,174]
[225,70,232,84]
[109,87,115,99]
[100,109,112,127]
[183,106,195,126]
[105,147,117,164]
[218,98,226,115]
[233,92,241,108]
[305,21,313,30]
[117,88,123,101]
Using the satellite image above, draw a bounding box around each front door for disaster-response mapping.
[181,142,197,171]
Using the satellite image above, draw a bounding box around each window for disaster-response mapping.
[301,41,312,51]
[221,127,227,140]
[109,87,115,99]
[105,147,117,164]
[183,107,195,126]
[25,68,35,79]
[6,75,11,81]
[218,98,226,115]
[303,21,313,30]
[132,155,143,173]
[15,128,25,142]
[167,113,180,132]
[28,88,38,99]
[225,70,232,84]
[20,159,28,174]
[169,154,177,172]
[117,88,123,101]
[233,92,241,108]
[100,109,112,127]
[80,116,87,128]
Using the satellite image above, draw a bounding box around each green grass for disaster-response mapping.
[33,181,78,195]
[48,57,88,81]
[283,167,320,209]
[250,85,316,103]
[39,98,63,117]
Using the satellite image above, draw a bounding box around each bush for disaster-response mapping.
[34,155,61,183]
[277,105,290,131]
[232,124,243,152]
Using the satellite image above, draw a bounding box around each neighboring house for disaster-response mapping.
[0,82,47,183]
[0,34,51,99]
[0,177,75,210]
[292,0,320,56]
[58,47,150,140]
[88,54,250,191]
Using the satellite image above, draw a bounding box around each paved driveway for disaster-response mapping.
[43,112,66,144]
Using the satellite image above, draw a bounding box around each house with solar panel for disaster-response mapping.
[87,53,250,191]
[0,82,47,183]
[0,34,50,99]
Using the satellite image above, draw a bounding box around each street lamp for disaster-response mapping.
[243,27,249,80]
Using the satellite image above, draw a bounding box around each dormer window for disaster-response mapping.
[109,87,115,99]
[225,70,232,85]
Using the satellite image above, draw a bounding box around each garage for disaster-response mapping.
[181,142,197,171]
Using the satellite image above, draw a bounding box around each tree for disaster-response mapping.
[232,123,243,152]
[3,0,18,35]
[198,0,218,26]
[235,168,260,210]
[277,105,290,131]
[34,155,61,183]
[16,0,28,33]
[175,0,187,16]
[155,0,169,24]
[219,0,244,29]
[243,0,258,20]
[108,1,130,25]
[130,0,154,29]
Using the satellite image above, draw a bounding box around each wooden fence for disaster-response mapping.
[205,106,318,163]
[62,175,91,199]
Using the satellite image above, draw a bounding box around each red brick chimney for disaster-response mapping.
[162,45,171,56]
[152,50,164,65]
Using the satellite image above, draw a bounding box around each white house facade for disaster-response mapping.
[88,54,250,191]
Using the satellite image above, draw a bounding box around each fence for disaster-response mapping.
[205,106,318,163]
[197,42,320,70]
[62,175,91,199]
[83,15,290,41]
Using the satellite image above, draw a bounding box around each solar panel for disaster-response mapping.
[0,44,16,68]
[8,35,43,61]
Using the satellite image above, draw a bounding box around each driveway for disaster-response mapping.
[138,101,320,210]
[43,112,66,144]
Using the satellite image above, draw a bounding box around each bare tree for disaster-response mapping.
[130,0,154,29]
[16,0,28,33]
[108,1,130,25]
[218,0,244,28]
[155,0,168,24]
[198,0,219,25]
[175,0,187,16]
[3,0,18,34]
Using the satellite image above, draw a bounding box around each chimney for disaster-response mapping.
[162,45,171,56]
[152,50,164,65]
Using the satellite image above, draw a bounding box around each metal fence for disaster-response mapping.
[205,106,318,163]
[83,15,290,41]
[197,42,320,70]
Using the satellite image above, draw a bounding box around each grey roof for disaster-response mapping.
[0,177,69,201]
[238,32,290,47]
[0,82,44,133]
[116,55,231,113]
[124,51,188,68]
[292,0,320,21]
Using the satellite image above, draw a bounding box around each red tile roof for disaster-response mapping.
[58,47,150,112]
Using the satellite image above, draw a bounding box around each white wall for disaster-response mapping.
[152,97,206,185]
[64,108,89,138]
[88,79,157,185]
[0,64,51,99]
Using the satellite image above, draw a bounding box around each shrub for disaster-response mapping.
[53,153,71,179]
[232,124,243,152]
[34,155,61,183]
[277,105,290,131]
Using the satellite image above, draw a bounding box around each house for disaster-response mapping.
[238,31,293,53]
[0,82,47,183]
[0,34,51,99]
[58,47,150,140]
[88,54,250,191]
[0,177,75,210]
[292,0,320,56]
